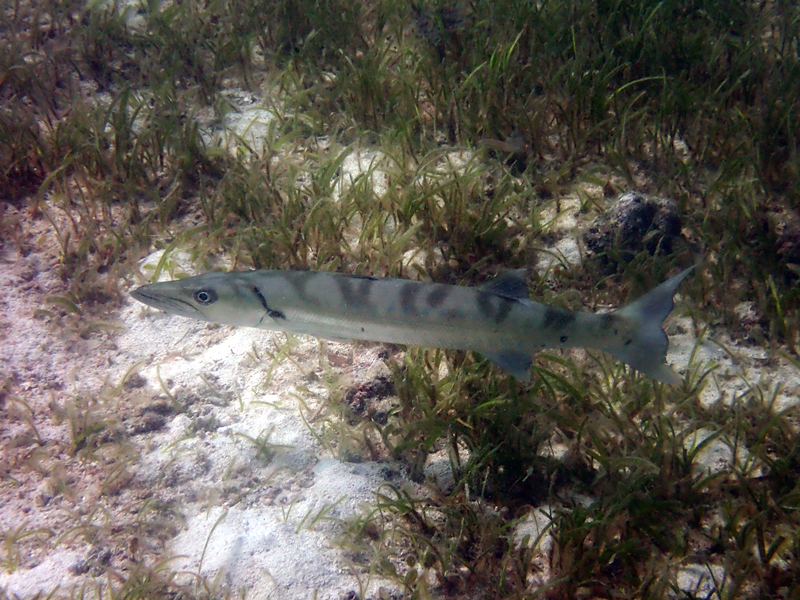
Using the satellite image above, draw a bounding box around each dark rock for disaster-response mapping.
[584,192,683,267]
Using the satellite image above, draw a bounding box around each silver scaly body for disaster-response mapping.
[131,266,696,384]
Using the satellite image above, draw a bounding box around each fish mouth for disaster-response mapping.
[131,286,200,317]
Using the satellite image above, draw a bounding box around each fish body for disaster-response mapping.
[131,266,696,384]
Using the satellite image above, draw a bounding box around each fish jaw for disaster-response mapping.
[130,284,203,319]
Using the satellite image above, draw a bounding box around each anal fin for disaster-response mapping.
[483,351,533,382]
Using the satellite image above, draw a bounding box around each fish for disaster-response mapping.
[131,265,696,384]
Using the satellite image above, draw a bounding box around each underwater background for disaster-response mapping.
[1,0,799,598]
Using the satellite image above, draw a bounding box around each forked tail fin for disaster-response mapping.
[605,265,697,385]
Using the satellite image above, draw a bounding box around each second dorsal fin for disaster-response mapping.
[481,269,529,300]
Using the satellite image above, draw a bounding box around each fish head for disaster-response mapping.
[131,272,270,327]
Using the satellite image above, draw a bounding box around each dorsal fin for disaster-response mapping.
[482,269,529,300]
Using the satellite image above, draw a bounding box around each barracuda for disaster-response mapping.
[131,265,696,384]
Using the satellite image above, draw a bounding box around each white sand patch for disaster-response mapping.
[675,563,728,598]
[335,149,390,200]
[683,427,763,478]
[167,460,386,600]
[0,549,84,598]
[513,506,556,589]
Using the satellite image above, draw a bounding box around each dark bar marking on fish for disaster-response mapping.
[543,306,575,329]
[357,277,373,306]
[476,291,495,321]
[493,298,513,325]
[400,282,418,315]
[286,271,319,306]
[334,276,357,307]
[426,285,451,308]
[335,275,373,309]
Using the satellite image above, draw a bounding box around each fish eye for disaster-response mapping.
[193,289,218,305]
